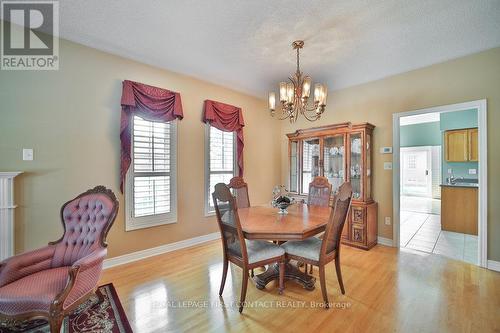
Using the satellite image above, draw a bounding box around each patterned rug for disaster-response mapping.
[0,284,132,333]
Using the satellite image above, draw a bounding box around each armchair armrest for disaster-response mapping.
[57,248,108,310]
[0,245,55,287]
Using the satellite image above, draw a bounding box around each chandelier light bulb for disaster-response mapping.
[268,92,276,111]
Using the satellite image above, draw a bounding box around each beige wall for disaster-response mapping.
[1,33,499,262]
[280,47,500,261]
[0,38,281,258]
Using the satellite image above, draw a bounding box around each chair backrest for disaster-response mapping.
[51,186,119,267]
[320,182,353,257]
[307,176,332,207]
[228,176,250,208]
[212,183,248,263]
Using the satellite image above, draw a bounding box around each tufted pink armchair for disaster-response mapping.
[0,186,118,333]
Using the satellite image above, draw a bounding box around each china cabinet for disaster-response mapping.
[287,122,378,250]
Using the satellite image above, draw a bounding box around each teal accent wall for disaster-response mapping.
[400,122,441,147]
[440,108,478,130]
[440,109,479,181]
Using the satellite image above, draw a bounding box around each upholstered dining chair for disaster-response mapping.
[303,176,333,274]
[213,183,285,313]
[0,186,118,333]
[228,176,250,209]
[307,176,333,207]
[282,182,352,308]
[228,176,261,278]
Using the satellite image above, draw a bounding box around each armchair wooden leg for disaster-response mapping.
[49,314,63,333]
[219,258,229,296]
[239,269,249,313]
[319,265,329,309]
[309,264,313,274]
[278,260,285,294]
[251,269,254,277]
[335,257,345,295]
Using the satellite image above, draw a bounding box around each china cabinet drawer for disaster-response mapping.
[351,224,365,244]
[351,206,365,224]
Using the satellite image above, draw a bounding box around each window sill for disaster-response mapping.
[125,217,177,231]
[204,211,216,218]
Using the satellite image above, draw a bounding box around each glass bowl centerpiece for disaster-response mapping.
[271,185,295,214]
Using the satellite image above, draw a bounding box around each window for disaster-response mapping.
[205,125,236,215]
[125,116,177,230]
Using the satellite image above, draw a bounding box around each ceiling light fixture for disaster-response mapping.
[268,40,328,123]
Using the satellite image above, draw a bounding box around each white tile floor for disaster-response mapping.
[400,197,478,265]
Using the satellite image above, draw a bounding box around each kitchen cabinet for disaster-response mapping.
[468,128,478,162]
[287,122,378,250]
[444,128,478,162]
[441,185,478,235]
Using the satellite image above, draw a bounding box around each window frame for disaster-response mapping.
[125,117,178,231]
[204,123,237,216]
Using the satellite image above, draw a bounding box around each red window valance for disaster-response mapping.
[203,100,245,176]
[120,80,183,192]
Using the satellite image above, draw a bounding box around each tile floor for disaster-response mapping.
[400,197,478,265]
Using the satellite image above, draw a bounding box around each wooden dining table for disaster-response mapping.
[238,202,331,290]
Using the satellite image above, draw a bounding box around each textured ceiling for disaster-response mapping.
[58,0,500,97]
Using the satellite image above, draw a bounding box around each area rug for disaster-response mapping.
[0,284,132,333]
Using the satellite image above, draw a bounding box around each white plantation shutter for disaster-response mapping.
[126,116,177,230]
[205,125,236,214]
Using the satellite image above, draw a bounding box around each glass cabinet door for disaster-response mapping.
[323,135,345,193]
[302,138,320,194]
[349,133,363,200]
[290,141,298,192]
[366,133,372,200]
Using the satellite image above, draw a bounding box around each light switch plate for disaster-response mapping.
[447,168,452,174]
[384,162,393,170]
[23,148,33,161]
[469,169,477,175]
[380,147,393,154]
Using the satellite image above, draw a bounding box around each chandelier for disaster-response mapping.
[268,40,328,123]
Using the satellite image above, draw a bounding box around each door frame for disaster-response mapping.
[392,99,487,267]
[400,146,433,198]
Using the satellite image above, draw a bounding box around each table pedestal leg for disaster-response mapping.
[254,262,316,291]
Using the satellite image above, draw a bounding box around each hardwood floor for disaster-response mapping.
[100,240,500,333]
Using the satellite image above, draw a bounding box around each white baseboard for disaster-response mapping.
[487,260,500,272]
[377,236,394,247]
[103,232,220,269]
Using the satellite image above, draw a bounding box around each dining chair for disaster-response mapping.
[228,176,250,209]
[282,182,352,308]
[0,186,118,333]
[227,176,257,278]
[307,176,332,206]
[303,176,333,274]
[213,183,285,313]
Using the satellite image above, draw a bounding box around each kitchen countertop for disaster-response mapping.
[440,183,478,188]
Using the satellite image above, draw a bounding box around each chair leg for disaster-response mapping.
[278,260,285,294]
[335,256,345,295]
[319,265,329,309]
[219,258,229,296]
[309,264,313,274]
[239,269,249,313]
[49,314,63,333]
[250,269,254,277]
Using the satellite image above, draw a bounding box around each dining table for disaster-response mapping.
[237,202,331,290]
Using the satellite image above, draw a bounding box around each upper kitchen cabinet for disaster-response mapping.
[468,128,478,162]
[445,128,478,162]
